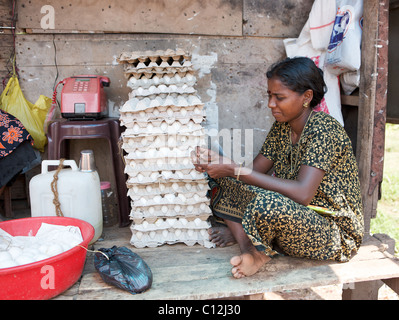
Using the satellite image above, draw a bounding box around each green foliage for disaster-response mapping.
[371,123,399,255]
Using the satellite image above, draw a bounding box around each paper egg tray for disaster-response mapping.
[127,180,209,195]
[125,170,206,184]
[117,48,190,66]
[124,163,206,179]
[120,105,205,123]
[130,203,212,220]
[124,158,193,173]
[125,144,194,158]
[131,215,209,230]
[119,49,213,248]
[130,192,209,207]
[129,226,214,249]
[122,120,204,136]
[127,73,196,90]
[118,49,193,79]
[123,64,194,79]
[129,198,213,249]
[129,214,213,249]
[121,117,205,133]
[129,84,196,97]
[121,94,203,111]
[127,70,194,80]
[120,106,205,124]
[122,134,205,154]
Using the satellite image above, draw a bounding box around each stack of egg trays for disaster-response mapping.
[118,49,214,249]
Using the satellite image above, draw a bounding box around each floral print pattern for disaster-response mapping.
[0,109,32,157]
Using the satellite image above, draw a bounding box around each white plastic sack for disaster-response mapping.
[309,0,337,50]
[340,70,360,95]
[283,0,344,126]
[325,0,363,75]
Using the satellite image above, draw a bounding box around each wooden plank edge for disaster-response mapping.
[382,277,399,295]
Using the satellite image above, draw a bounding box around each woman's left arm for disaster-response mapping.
[204,161,325,206]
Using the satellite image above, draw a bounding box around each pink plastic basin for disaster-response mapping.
[0,216,94,300]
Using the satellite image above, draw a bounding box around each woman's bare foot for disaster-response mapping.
[214,219,270,278]
[208,227,236,247]
[230,249,271,279]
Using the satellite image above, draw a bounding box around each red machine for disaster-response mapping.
[56,75,110,120]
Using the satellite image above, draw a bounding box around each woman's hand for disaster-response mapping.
[191,146,217,164]
[191,146,236,179]
[191,146,211,173]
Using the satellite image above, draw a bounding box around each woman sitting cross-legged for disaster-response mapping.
[192,57,364,279]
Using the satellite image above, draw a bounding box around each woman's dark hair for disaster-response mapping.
[266,57,327,109]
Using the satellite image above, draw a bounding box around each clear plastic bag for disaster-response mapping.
[94,246,153,294]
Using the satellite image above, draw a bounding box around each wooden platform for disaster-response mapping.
[57,225,399,300]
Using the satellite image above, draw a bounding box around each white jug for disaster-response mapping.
[29,159,103,243]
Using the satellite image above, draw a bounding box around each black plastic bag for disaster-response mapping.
[94,246,153,294]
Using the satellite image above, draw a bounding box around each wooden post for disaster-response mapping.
[382,278,399,295]
[356,0,389,234]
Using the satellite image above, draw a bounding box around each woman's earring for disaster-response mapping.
[303,102,309,108]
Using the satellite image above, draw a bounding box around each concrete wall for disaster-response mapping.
[0,0,15,84]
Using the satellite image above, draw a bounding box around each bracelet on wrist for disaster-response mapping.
[236,163,243,181]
